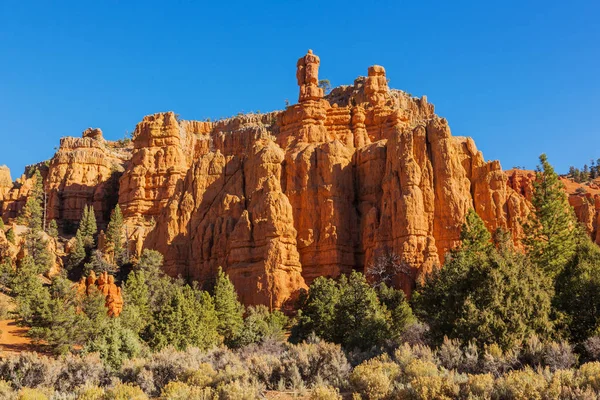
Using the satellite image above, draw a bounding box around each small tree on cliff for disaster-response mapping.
[105,205,124,264]
[79,205,97,249]
[413,209,554,350]
[523,154,579,278]
[46,219,58,239]
[213,267,244,346]
[18,169,44,231]
[67,229,87,271]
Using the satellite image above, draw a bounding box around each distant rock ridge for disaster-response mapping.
[1,50,596,308]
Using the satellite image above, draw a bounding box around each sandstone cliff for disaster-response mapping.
[4,50,593,308]
[115,50,532,305]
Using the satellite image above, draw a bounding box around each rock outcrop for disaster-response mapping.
[121,50,535,304]
[46,129,131,229]
[5,50,597,307]
[77,271,124,317]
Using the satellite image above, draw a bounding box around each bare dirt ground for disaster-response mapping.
[0,319,39,356]
[0,292,47,356]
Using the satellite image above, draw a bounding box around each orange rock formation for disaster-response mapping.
[3,50,597,307]
[120,50,532,304]
[77,271,123,317]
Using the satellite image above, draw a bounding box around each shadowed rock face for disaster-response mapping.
[5,50,582,308]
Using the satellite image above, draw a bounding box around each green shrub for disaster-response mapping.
[160,381,215,400]
[577,362,600,391]
[409,373,460,400]
[402,359,439,382]
[0,380,15,398]
[494,368,547,399]
[480,343,518,376]
[104,383,148,400]
[543,341,578,371]
[393,343,436,370]
[350,356,399,400]
[310,384,342,400]
[216,380,262,400]
[464,373,494,399]
[0,352,57,389]
[55,353,108,392]
[280,341,350,389]
[76,385,105,400]
[16,387,50,400]
[184,363,217,388]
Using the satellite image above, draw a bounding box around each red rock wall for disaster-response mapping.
[116,51,537,306]
[12,50,597,308]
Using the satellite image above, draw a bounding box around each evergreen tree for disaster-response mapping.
[213,267,244,346]
[292,276,341,343]
[5,229,15,244]
[12,256,51,327]
[146,284,221,351]
[233,305,288,347]
[333,271,390,350]
[105,205,124,264]
[523,154,578,278]
[120,268,151,335]
[582,164,590,181]
[554,237,600,343]
[413,210,554,350]
[79,205,97,249]
[46,219,58,239]
[460,208,492,253]
[28,274,85,354]
[376,283,416,341]
[67,229,87,271]
[24,230,52,275]
[292,271,398,350]
[17,169,44,231]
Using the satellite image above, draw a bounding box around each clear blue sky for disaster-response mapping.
[1,0,598,178]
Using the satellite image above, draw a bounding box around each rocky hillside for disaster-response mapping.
[1,50,598,308]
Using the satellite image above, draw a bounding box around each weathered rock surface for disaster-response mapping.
[5,50,597,307]
[121,50,537,304]
[76,271,123,317]
[46,130,130,229]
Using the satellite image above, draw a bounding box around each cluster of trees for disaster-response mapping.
[568,158,600,182]
[2,153,600,396]
[415,154,600,352]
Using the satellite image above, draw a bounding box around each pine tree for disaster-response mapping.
[582,164,590,181]
[105,205,124,264]
[523,154,578,278]
[18,169,44,231]
[5,229,15,244]
[12,256,51,326]
[146,284,221,351]
[213,267,244,346]
[460,209,492,254]
[333,271,390,350]
[67,229,87,270]
[46,219,58,239]
[414,210,554,350]
[79,205,97,249]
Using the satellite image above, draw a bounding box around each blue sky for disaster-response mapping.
[1,0,598,177]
